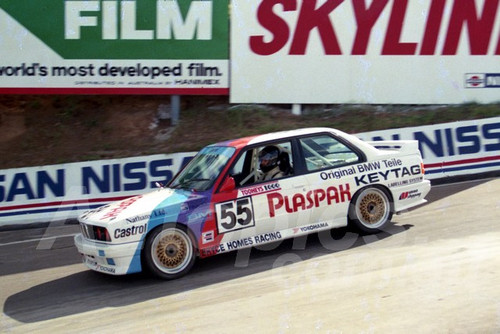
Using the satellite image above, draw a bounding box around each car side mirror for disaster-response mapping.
[219,176,236,192]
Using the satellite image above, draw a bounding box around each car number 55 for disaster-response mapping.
[216,197,255,233]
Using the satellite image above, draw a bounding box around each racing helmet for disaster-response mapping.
[259,146,280,172]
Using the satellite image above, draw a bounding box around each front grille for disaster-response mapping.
[81,224,111,242]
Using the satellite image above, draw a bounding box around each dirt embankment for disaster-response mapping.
[0,95,182,169]
[1,95,499,170]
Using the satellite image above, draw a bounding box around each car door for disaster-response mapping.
[296,134,363,229]
[217,140,310,244]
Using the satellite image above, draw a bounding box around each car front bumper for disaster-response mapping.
[74,234,143,275]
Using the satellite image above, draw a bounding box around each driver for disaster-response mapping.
[257,145,285,181]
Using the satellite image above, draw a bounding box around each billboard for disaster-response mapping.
[0,153,196,226]
[230,0,500,104]
[357,117,500,179]
[0,0,229,94]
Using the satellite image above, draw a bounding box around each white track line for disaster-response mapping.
[0,233,78,247]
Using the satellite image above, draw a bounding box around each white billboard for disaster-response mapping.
[230,0,500,104]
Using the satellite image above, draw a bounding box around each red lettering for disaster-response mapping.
[313,189,326,207]
[352,0,389,55]
[250,0,500,57]
[420,0,446,55]
[293,193,306,212]
[249,0,297,56]
[326,186,339,204]
[290,0,344,55]
[267,192,284,217]
[267,184,351,217]
[382,0,417,55]
[443,0,500,55]
[284,195,294,213]
[339,184,352,202]
[101,196,141,220]
[306,190,314,209]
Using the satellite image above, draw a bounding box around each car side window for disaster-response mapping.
[230,141,294,187]
[299,135,360,172]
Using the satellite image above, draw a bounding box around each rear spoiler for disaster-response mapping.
[367,140,420,155]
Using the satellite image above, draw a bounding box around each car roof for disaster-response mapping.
[212,127,347,149]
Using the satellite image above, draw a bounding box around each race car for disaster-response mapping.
[74,127,431,279]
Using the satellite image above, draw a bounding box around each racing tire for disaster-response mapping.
[349,186,393,234]
[143,224,196,280]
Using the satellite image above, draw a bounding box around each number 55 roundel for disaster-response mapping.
[215,197,255,234]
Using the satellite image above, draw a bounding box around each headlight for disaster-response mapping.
[81,223,111,242]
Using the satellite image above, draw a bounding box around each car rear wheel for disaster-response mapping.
[144,224,196,280]
[349,187,393,234]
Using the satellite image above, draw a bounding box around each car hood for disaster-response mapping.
[79,187,206,225]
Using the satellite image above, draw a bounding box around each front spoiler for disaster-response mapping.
[74,234,142,275]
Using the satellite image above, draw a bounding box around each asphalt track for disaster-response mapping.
[1,178,499,333]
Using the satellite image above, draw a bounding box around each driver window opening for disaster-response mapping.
[230,142,294,187]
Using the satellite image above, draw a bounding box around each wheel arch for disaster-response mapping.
[350,183,395,213]
[141,221,199,270]
[348,184,395,234]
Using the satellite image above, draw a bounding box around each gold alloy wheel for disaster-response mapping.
[359,192,385,224]
[151,228,193,275]
[354,188,390,228]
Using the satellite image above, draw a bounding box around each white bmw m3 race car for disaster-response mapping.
[75,127,431,279]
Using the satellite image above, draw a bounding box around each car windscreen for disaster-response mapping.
[169,146,236,191]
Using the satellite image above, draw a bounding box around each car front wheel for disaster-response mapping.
[349,187,393,234]
[144,224,196,280]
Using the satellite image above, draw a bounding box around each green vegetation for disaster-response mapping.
[167,99,500,152]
